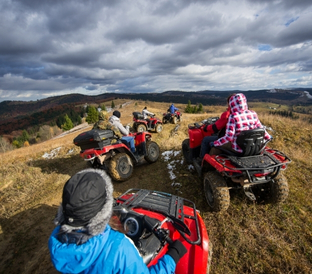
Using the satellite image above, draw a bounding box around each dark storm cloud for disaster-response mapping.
[0,0,311,101]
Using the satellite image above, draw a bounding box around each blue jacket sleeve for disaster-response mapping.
[118,236,176,274]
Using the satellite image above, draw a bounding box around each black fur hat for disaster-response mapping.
[54,169,114,236]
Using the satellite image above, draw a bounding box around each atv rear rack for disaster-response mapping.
[214,149,291,184]
[116,188,201,245]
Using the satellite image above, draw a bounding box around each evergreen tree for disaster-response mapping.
[198,103,203,113]
[111,100,115,108]
[56,115,66,128]
[86,106,98,124]
[62,114,74,131]
[185,100,192,113]
[21,130,30,142]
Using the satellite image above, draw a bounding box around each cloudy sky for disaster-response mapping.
[0,0,312,102]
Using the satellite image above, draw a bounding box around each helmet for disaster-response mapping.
[113,110,121,118]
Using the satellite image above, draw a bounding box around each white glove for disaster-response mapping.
[125,125,130,132]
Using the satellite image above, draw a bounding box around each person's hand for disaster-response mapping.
[125,125,130,131]
[166,240,187,264]
[203,124,208,132]
[210,142,215,147]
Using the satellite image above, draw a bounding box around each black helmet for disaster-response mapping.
[113,110,121,118]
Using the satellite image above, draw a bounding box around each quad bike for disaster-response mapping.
[74,129,160,182]
[114,188,211,274]
[182,118,291,212]
[162,111,182,124]
[132,112,163,133]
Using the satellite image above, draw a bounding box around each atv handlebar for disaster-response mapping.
[188,122,204,129]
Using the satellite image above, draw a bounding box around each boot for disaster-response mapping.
[193,157,202,177]
[133,151,143,161]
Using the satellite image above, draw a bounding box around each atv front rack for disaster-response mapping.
[116,188,201,245]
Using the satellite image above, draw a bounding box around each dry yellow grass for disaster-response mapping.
[0,100,312,274]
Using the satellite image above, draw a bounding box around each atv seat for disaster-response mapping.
[216,128,266,157]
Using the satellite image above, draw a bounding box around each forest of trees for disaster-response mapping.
[0,101,115,152]
[184,100,203,113]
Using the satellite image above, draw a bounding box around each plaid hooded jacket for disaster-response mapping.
[213,93,271,153]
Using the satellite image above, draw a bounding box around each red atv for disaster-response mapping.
[74,129,160,182]
[132,112,163,133]
[114,188,212,274]
[182,118,291,212]
[162,111,182,124]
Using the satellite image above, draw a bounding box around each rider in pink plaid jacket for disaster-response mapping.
[213,93,271,153]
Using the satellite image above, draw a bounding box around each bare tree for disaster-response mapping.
[0,137,13,153]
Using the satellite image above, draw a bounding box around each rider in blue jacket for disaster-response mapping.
[48,169,186,274]
[169,104,178,114]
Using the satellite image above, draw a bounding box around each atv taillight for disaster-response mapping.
[254,172,270,177]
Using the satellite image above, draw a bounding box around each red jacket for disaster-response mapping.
[205,108,230,136]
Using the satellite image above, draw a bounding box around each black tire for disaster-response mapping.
[269,174,289,203]
[137,124,146,133]
[108,153,133,182]
[162,117,167,124]
[182,139,192,164]
[172,116,177,124]
[144,141,160,163]
[155,123,163,133]
[204,171,230,212]
[86,158,94,168]
[86,158,101,168]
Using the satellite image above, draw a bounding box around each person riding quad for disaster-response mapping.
[169,103,178,114]
[142,107,154,129]
[210,93,271,155]
[198,94,235,160]
[108,110,136,154]
[48,169,187,274]
[93,110,122,144]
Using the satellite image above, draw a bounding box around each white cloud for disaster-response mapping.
[0,0,312,101]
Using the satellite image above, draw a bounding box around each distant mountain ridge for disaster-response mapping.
[0,88,311,135]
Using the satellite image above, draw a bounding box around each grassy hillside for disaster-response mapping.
[0,100,311,274]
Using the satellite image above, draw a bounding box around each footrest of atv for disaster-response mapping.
[243,186,256,201]
[228,154,277,169]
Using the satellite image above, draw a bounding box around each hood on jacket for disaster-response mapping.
[108,115,120,124]
[228,93,248,113]
[49,224,111,273]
